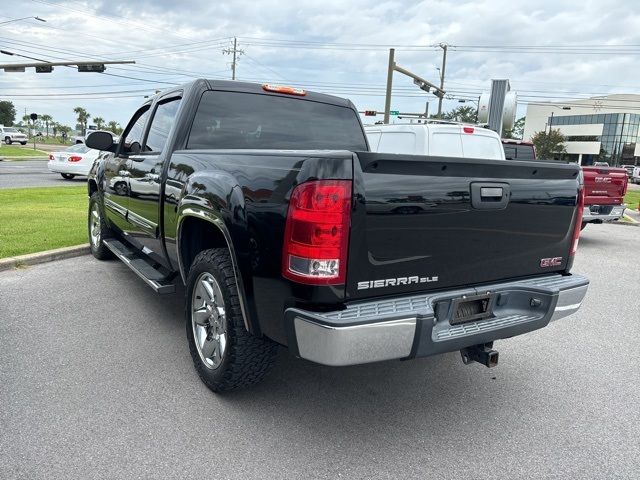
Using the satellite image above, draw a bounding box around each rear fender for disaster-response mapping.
[176,172,257,333]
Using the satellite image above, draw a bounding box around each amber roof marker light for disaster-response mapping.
[262,84,307,96]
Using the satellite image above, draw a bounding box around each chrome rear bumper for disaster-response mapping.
[287,274,589,367]
[582,204,625,222]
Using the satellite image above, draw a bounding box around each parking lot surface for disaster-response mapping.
[1,223,639,479]
[0,160,86,189]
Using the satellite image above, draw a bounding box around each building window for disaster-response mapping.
[566,135,601,142]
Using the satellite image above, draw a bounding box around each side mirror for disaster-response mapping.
[86,131,116,152]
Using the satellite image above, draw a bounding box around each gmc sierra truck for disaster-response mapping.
[86,79,589,393]
[581,165,628,228]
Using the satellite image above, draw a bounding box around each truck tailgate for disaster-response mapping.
[582,166,627,205]
[346,152,581,300]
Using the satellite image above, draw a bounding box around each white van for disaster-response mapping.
[364,122,506,160]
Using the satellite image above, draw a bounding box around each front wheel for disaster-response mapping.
[61,173,75,180]
[88,192,114,260]
[4,137,11,145]
[580,222,587,231]
[186,248,278,393]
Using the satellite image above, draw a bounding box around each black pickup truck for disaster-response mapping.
[86,79,589,392]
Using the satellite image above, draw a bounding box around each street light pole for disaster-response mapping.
[0,16,46,26]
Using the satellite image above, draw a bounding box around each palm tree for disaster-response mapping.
[93,116,105,129]
[107,120,122,135]
[22,114,32,137]
[73,107,91,135]
[40,114,53,137]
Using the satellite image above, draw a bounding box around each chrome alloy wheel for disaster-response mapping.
[191,272,227,370]
[89,203,101,248]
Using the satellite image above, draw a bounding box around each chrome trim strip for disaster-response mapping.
[103,197,127,217]
[127,209,158,232]
[176,207,251,332]
[294,317,416,366]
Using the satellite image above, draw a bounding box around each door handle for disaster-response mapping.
[470,182,510,210]
[118,170,130,177]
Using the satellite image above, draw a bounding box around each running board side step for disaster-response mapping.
[103,239,175,294]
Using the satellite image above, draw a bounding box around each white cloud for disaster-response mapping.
[0,0,639,128]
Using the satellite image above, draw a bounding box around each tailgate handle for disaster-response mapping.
[471,182,510,210]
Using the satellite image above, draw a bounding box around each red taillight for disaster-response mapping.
[68,156,82,162]
[282,180,352,285]
[463,126,474,134]
[48,154,54,160]
[571,178,585,255]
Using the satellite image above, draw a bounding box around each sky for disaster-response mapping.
[1,0,640,132]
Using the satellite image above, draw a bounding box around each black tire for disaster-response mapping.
[4,137,11,145]
[580,222,587,231]
[186,248,278,393]
[88,192,114,260]
[20,142,27,145]
[61,173,75,180]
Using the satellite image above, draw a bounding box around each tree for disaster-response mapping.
[503,116,525,139]
[57,124,71,143]
[107,120,122,135]
[73,107,91,135]
[0,100,16,126]
[40,114,53,137]
[442,105,477,123]
[93,116,105,129]
[22,114,32,137]
[531,128,567,160]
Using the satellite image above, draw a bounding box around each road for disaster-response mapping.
[0,160,86,189]
[1,223,639,479]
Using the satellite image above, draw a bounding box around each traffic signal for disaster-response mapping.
[364,110,377,116]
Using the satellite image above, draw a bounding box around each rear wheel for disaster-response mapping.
[580,222,587,231]
[20,142,27,145]
[186,248,278,393]
[61,173,75,180]
[88,192,114,260]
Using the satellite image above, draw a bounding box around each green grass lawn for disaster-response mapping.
[624,189,640,210]
[0,145,48,157]
[0,186,87,258]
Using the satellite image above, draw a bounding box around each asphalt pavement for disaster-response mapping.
[0,160,86,189]
[1,223,639,479]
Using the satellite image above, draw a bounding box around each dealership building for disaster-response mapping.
[523,94,640,167]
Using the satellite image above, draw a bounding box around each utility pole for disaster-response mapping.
[383,48,395,124]
[437,43,447,118]
[223,37,244,80]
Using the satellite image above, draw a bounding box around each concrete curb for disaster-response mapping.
[0,244,90,272]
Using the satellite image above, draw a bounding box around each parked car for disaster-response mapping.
[86,79,588,393]
[364,122,505,159]
[0,126,28,145]
[502,139,537,160]
[631,166,640,184]
[581,165,628,228]
[621,164,636,178]
[47,143,101,179]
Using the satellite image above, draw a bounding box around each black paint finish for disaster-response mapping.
[89,79,582,347]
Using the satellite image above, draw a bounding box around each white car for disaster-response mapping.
[47,143,101,179]
[364,122,506,160]
[632,166,640,184]
[0,126,28,145]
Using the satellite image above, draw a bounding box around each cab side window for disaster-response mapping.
[144,98,182,153]
[121,105,150,155]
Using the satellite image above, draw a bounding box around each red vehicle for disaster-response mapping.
[581,166,628,229]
